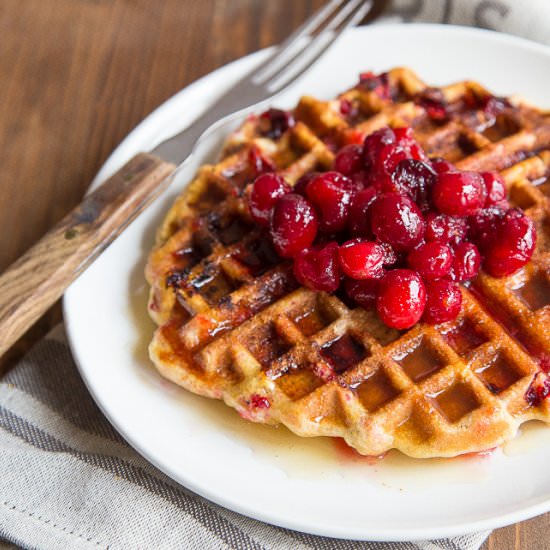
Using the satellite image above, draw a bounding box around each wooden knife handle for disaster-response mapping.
[0,152,175,357]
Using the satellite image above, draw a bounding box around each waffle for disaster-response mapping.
[146,68,550,458]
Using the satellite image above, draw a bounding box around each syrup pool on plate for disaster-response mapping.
[127,262,547,491]
[503,420,550,456]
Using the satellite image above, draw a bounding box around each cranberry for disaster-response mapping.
[433,171,487,216]
[417,89,449,121]
[483,209,537,277]
[371,144,410,191]
[431,158,456,174]
[362,127,429,195]
[350,131,369,147]
[344,277,379,309]
[378,241,398,266]
[425,213,467,245]
[248,146,275,176]
[293,242,340,292]
[393,127,428,162]
[293,172,319,196]
[481,172,507,206]
[350,170,370,190]
[348,187,378,238]
[451,242,481,281]
[391,159,436,210]
[339,98,353,116]
[407,241,453,280]
[334,144,363,176]
[423,279,462,324]
[468,206,506,250]
[338,239,385,280]
[479,95,509,118]
[270,194,318,258]
[423,101,448,121]
[376,269,427,329]
[525,372,550,407]
[359,71,390,99]
[305,171,354,233]
[362,127,396,170]
[249,174,291,226]
[250,394,270,409]
[258,108,295,139]
[370,193,425,251]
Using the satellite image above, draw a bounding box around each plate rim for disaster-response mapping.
[64,23,550,541]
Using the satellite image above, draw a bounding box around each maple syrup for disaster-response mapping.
[430,382,481,423]
[320,333,368,373]
[352,368,400,412]
[514,271,550,311]
[394,339,445,382]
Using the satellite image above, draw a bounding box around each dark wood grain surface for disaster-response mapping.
[0,1,548,547]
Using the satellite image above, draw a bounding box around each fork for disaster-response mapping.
[0,0,376,357]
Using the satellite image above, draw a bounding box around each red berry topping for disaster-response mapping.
[293,242,340,292]
[423,279,462,324]
[248,146,275,176]
[525,372,550,407]
[483,209,537,277]
[334,144,363,176]
[350,170,370,190]
[477,95,509,119]
[481,171,506,206]
[417,89,449,121]
[348,187,378,237]
[258,108,295,139]
[293,172,319,196]
[371,145,410,191]
[378,241,398,266]
[305,171,354,233]
[338,239,385,280]
[431,157,456,174]
[362,127,396,170]
[391,159,436,210]
[250,394,270,409]
[244,121,540,333]
[468,206,506,250]
[432,171,487,216]
[370,193,425,251]
[376,269,426,329]
[249,173,291,226]
[408,241,453,280]
[451,242,481,281]
[344,277,379,309]
[425,213,467,245]
[339,98,353,116]
[362,126,416,193]
[270,194,318,258]
[359,71,391,99]
[393,127,428,161]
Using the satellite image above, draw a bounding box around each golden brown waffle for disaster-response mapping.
[146,67,550,458]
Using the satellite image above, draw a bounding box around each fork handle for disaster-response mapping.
[0,152,175,358]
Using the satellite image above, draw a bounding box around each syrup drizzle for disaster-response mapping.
[514,272,550,311]
[469,284,547,366]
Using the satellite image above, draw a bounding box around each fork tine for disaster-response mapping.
[250,0,346,85]
[260,0,366,87]
[266,0,373,94]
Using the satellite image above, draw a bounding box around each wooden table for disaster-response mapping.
[0,1,548,547]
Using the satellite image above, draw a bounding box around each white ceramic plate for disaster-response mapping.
[64,24,550,541]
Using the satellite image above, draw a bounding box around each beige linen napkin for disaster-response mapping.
[0,328,491,549]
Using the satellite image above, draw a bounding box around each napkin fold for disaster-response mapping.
[0,328,490,550]
[389,0,550,46]
[2,0,549,548]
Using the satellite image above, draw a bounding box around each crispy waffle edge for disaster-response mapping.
[146,67,550,458]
